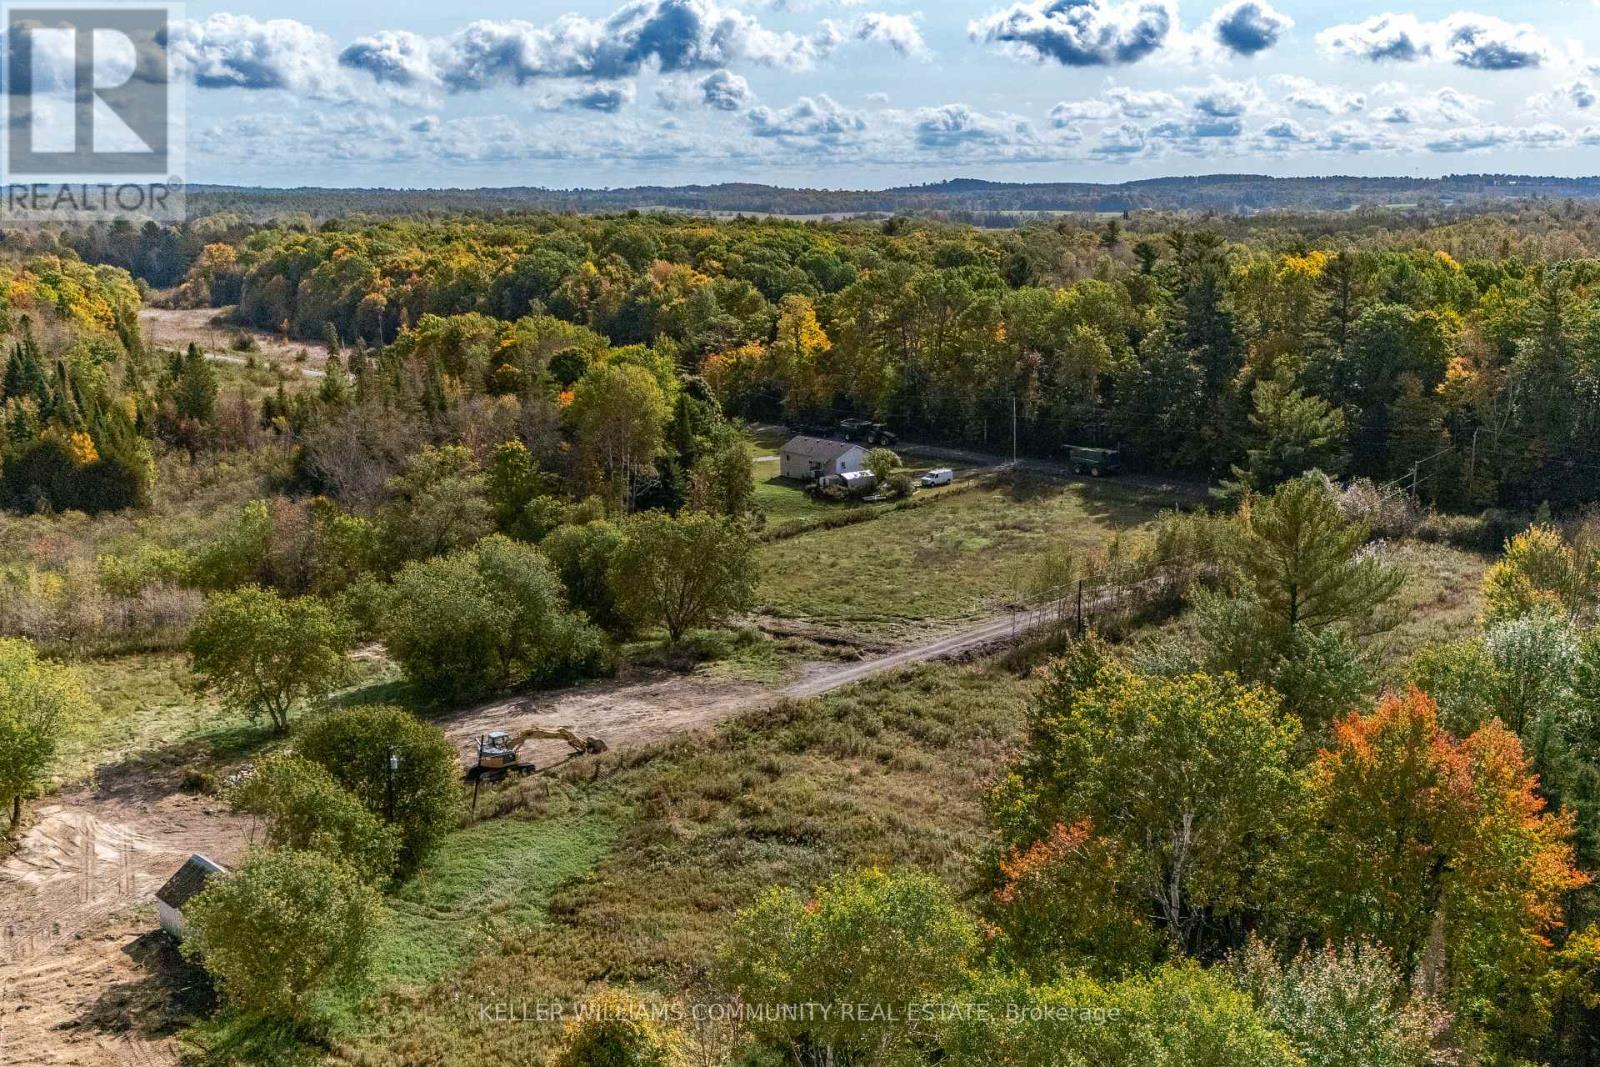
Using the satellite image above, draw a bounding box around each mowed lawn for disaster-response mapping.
[747,429,977,531]
[756,475,1176,639]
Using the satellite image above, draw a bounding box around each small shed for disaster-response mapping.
[155,853,226,941]
[780,436,866,481]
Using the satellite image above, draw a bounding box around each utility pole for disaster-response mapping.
[1011,395,1018,466]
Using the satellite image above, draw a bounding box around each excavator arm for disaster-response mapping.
[509,724,608,755]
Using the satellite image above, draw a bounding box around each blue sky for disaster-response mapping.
[165,0,1600,187]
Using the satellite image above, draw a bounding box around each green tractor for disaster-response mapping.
[1066,446,1122,477]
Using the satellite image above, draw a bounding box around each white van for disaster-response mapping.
[919,467,954,487]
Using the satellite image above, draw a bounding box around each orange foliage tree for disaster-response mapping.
[1284,686,1589,1045]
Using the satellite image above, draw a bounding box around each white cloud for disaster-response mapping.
[969,0,1175,67]
[852,12,928,58]
[1204,0,1291,57]
[1275,76,1364,115]
[1318,12,1553,71]
[747,93,867,142]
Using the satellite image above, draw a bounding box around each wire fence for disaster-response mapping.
[1007,554,1212,641]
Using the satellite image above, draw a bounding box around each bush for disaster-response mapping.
[1232,938,1438,1067]
[381,534,605,699]
[943,965,1298,1067]
[721,868,979,1063]
[231,755,400,883]
[293,705,460,871]
[541,519,627,633]
[183,849,386,1023]
[552,988,680,1067]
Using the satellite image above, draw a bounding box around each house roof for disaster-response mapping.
[782,436,861,462]
[156,853,226,910]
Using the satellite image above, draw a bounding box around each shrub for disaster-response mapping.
[183,849,386,1023]
[541,519,626,633]
[552,988,680,1067]
[381,535,605,699]
[721,868,979,1063]
[293,704,460,870]
[231,755,400,883]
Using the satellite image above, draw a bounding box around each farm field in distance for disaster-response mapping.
[756,474,1175,639]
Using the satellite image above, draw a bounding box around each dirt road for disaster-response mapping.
[0,596,1114,1065]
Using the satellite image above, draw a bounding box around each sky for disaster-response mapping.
[153,0,1600,188]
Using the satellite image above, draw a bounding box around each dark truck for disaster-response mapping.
[837,418,898,446]
[1066,446,1122,477]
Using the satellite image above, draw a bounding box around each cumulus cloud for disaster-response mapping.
[1105,85,1181,117]
[747,93,866,141]
[969,0,1175,67]
[912,103,1037,147]
[1050,97,1118,124]
[852,12,927,57]
[1092,121,1147,157]
[1318,12,1552,70]
[1425,122,1568,152]
[1205,0,1291,57]
[545,81,636,112]
[170,14,350,97]
[1191,80,1260,117]
[698,69,755,110]
[1275,76,1364,115]
[339,0,845,91]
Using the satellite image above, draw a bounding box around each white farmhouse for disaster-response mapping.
[155,853,226,941]
[779,436,866,481]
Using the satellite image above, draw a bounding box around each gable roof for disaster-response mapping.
[156,853,226,910]
[782,436,862,462]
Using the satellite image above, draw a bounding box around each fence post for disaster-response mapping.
[1075,579,1084,637]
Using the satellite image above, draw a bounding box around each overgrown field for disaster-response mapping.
[755,475,1175,639]
[302,663,1033,1065]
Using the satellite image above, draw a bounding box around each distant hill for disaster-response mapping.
[181,173,1600,221]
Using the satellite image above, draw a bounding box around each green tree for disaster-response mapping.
[377,445,493,567]
[541,519,627,632]
[1220,373,1347,499]
[1232,475,1403,640]
[172,342,218,425]
[722,868,979,1064]
[864,447,900,486]
[230,755,400,883]
[294,705,460,870]
[992,654,1299,955]
[610,511,756,642]
[188,587,351,734]
[568,361,669,510]
[1482,524,1600,625]
[686,426,755,519]
[0,639,92,826]
[381,535,605,698]
[183,849,386,1023]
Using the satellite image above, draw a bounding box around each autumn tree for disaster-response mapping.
[1282,688,1588,1049]
[992,650,1299,955]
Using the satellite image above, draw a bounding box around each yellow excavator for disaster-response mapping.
[466,725,608,782]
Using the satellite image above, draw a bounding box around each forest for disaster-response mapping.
[3,202,1600,1066]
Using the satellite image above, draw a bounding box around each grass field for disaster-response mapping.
[323,662,1034,1066]
[1372,539,1492,672]
[318,812,616,1036]
[755,474,1176,639]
